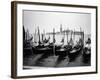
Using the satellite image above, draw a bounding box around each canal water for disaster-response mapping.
[23,51,90,69]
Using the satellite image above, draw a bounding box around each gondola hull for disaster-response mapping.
[82,47,91,63]
[32,46,53,55]
[68,46,82,62]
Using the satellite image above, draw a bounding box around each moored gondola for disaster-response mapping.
[82,38,91,63]
[68,45,82,62]
[68,38,83,62]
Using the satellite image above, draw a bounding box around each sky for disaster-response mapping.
[23,10,91,34]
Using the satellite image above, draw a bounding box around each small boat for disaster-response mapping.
[55,47,67,56]
[32,46,53,55]
[69,48,81,61]
[23,26,34,57]
[82,38,91,63]
[68,43,83,62]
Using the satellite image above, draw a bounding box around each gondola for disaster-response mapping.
[67,36,84,62]
[32,43,53,54]
[82,47,91,63]
[82,38,91,63]
[55,47,67,56]
[68,44,83,62]
[55,41,71,64]
[32,26,53,55]
[23,26,34,57]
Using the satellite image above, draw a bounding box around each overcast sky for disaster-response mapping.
[23,10,91,34]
